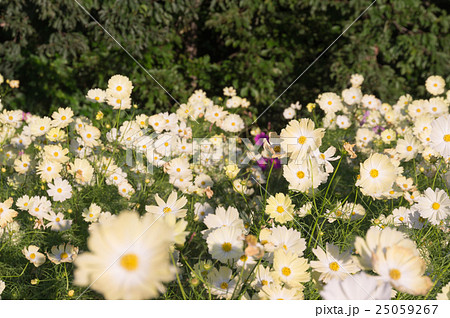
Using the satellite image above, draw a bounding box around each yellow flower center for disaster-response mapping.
[220,282,228,289]
[54,152,59,157]
[30,253,36,259]
[297,171,305,179]
[327,101,332,105]
[116,85,122,91]
[336,210,342,216]
[61,252,68,259]
[399,217,404,221]
[276,206,284,213]
[8,116,13,120]
[261,280,268,286]
[443,135,450,142]
[55,217,60,222]
[369,169,379,178]
[406,146,412,151]
[281,267,291,276]
[240,255,248,262]
[95,96,100,101]
[163,207,171,214]
[432,107,437,112]
[86,133,92,139]
[40,126,45,131]
[389,269,401,280]
[47,166,52,171]
[222,242,232,252]
[176,168,181,172]
[432,202,440,210]
[57,188,62,193]
[298,136,307,144]
[329,262,340,271]
[120,254,139,271]
[61,116,67,121]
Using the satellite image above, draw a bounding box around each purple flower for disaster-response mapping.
[254,132,268,146]
[22,112,31,121]
[257,157,281,171]
[360,110,370,126]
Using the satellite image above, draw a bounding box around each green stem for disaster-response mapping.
[171,252,187,300]
[0,263,28,278]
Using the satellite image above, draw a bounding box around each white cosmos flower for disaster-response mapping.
[356,153,397,198]
[43,211,72,232]
[251,265,275,291]
[86,88,106,103]
[311,243,360,283]
[415,188,450,226]
[22,245,46,267]
[280,118,325,160]
[395,133,423,161]
[47,178,72,202]
[74,211,175,300]
[373,245,432,296]
[342,87,362,105]
[336,115,351,129]
[194,202,214,221]
[258,282,304,300]
[437,282,450,300]
[272,249,309,288]
[206,226,244,263]
[425,75,445,96]
[145,191,188,218]
[283,107,296,119]
[353,227,419,270]
[430,115,450,159]
[316,92,343,114]
[321,272,392,300]
[106,74,133,99]
[350,74,364,88]
[264,225,306,257]
[0,198,18,228]
[207,266,238,299]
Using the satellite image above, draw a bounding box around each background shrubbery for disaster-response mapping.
[1,0,449,128]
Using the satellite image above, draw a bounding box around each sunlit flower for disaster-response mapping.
[206,226,244,263]
[22,245,46,267]
[265,193,295,224]
[373,245,432,296]
[272,249,310,288]
[145,191,188,218]
[74,211,175,300]
[321,272,391,300]
[425,75,445,96]
[415,188,450,226]
[311,243,359,283]
[47,243,78,264]
[47,178,72,202]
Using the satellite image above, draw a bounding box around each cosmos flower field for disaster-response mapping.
[0,73,449,300]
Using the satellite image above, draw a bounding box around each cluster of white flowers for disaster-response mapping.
[0,71,447,301]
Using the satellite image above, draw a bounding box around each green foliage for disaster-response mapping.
[1,0,449,128]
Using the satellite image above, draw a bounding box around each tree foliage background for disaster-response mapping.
[0,0,449,128]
